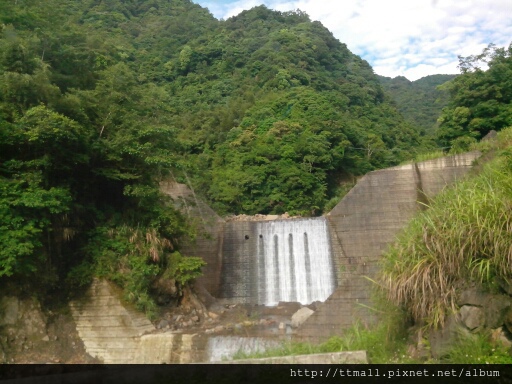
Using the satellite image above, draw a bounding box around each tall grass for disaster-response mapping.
[381,128,512,328]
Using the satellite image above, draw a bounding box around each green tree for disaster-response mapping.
[437,43,512,147]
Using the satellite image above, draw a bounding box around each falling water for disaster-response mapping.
[256,217,335,306]
[207,336,278,362]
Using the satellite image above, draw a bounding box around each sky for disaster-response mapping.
[194,0,512,81]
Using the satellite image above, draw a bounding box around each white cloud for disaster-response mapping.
[195,0,511,80]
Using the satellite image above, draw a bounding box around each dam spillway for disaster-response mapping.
[220,217,336,305]
[257,218,335,305]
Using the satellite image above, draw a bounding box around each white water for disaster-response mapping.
[207,336,278,362]
[256,217,335,306]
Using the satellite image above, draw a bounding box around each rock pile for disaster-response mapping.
[421,287,512,359]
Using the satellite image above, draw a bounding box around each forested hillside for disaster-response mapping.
[436,44,512,148]
[378,74,456,134]
[0,0,214,310]
[162,6,422,215]
[0,0,422,308]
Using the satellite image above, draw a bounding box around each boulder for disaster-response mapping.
[460,305,484,331]
[152,277,178,298]
[429,314,470,359]
[458,287,488,307]
[491,327,512,349]
[19,300,47,337]
[208,312,219,320]
[457,288,511,329]
[482,130,498,141]
[291,307,314,328]
[484,295,512,329]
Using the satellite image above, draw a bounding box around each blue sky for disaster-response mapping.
[194,0,512,81]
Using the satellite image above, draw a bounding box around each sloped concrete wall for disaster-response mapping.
[69,279,287,363]
[70,279,155,363]
[296,151,481,342]
[70,279,205,363]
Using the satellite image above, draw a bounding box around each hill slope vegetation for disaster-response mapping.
[0,0,441,309]
[378,74,456,134]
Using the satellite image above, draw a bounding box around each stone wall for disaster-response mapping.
[296,151,481,342]
[427,287,512,358]
[0,296,48,362]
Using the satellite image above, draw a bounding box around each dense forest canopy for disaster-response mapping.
[378,74,457,135]
[168,6,422,215]
[0,0,423,221]
[0,0,213,310]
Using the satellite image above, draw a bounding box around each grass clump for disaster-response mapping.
[315,320,415,363]
[233,322,413,363]
[381,127,512,328]
[442,331,512,364]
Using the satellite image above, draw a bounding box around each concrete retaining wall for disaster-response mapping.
[219,350,367,364]
[296,151,481,341]
[68,152,481,362]
[161,153,481,341]
[70,279,205,364]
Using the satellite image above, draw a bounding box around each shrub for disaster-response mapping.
[78,225,205,318]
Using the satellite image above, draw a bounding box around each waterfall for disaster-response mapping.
[256,217,335,306]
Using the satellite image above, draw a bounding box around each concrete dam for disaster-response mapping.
[66,151,481,363]
[176,151,482,340]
